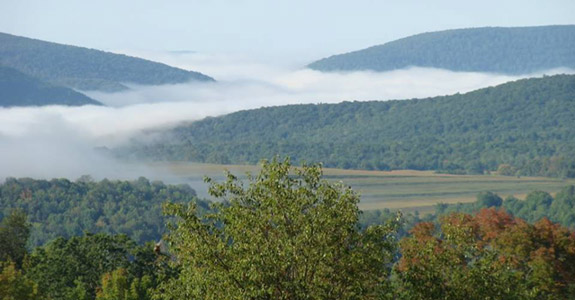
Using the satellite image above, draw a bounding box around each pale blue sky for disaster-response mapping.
[1,0,574,61]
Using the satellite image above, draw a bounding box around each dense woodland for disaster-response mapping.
[126,75,575,178]
[0,177,208,246]
[0,65,101,107]
[0,32,214,92]
[1,160,574,299]
[308,25,575,74]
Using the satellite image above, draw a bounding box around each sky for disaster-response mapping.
[1,0,574,62]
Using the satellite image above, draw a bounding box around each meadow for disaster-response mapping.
[148,162,575,214]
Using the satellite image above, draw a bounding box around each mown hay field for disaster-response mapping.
[147,162,575,214]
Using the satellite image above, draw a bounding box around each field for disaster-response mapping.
[147,162,575,214]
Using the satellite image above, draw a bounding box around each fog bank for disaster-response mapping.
[2,51,573,181]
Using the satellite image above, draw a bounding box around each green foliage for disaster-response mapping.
[0,32,214,92]
[156,159,400,299]
[475,191,503,208]
[0,177,206,246]
[1,168,574,299]
[308,25,575,74]
[430,186,575,230]
[0,209,30,268]
[128,75,575,178]
[0,261,40,300]
[96,268,153,300]
[503,187,575,228]
[0,65,101,107]
[24,233,160,300]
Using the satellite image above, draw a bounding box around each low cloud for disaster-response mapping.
[1,51,573,181]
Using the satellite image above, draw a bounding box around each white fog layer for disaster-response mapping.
[1,52,573,180]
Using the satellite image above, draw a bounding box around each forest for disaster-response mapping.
[124,74,575,178]
[0,177,209,247]
[0,32,214,92]
[308,25,575,74]
[0,65,101,106]
[1,160,574,299]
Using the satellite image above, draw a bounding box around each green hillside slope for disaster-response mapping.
[125,74,575,178]
[0,65,101,106]
[308,25,575,74]
[0,177,207,246]
[0,32,214,92]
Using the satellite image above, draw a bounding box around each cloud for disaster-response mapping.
[91,51,574,109]
[1,51,573,181]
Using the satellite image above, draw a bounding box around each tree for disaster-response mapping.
[156,159,399,299]
[475,191,503,209]
[0,209,30,268]
[96,268,152,300]
[0,261,40,300]
[24,233,137,300]
[394,208,575,299]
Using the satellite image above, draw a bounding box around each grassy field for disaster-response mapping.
[147,162,575,214]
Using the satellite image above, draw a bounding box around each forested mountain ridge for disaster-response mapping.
[0,32,215,92]
[0,65,102,106]
[125,74,575,177]
[308,25,575,74]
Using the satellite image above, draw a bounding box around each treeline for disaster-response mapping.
[0,32,214,92]
[125,74,575,178]
[361,185,575,235]
[435,186,575,229]
[1,160,574,299]
[0,177,208,246]
[308,25,575,74]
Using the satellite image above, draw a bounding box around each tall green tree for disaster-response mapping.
[0,209,30,267]
[156,159,400,300]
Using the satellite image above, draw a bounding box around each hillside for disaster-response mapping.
[0,177,207,246]
[0,65,102,106]
[308,25,575,74]
[125,74,575,177]
[0,32,214,92]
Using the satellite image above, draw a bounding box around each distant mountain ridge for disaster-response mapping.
[0,65,101,107]
[308,25,575,74]
[124,74,575,178]
[0,32,215,92]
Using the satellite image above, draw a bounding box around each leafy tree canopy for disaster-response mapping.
[157,159,400,299]
[0,177,206,246]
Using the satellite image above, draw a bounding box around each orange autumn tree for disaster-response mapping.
[394,208,575,300]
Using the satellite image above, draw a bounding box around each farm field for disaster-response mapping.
[147,162,575,214]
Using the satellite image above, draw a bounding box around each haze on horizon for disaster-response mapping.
[1,0,574,62]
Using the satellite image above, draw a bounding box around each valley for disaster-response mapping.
[147,161,575,213]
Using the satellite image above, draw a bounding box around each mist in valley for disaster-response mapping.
[1,51,573,184]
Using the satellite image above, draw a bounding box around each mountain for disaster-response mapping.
[0,65,101,107]
[124,74,575,178]
[308,25,575,74]
[0,32,215,92]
